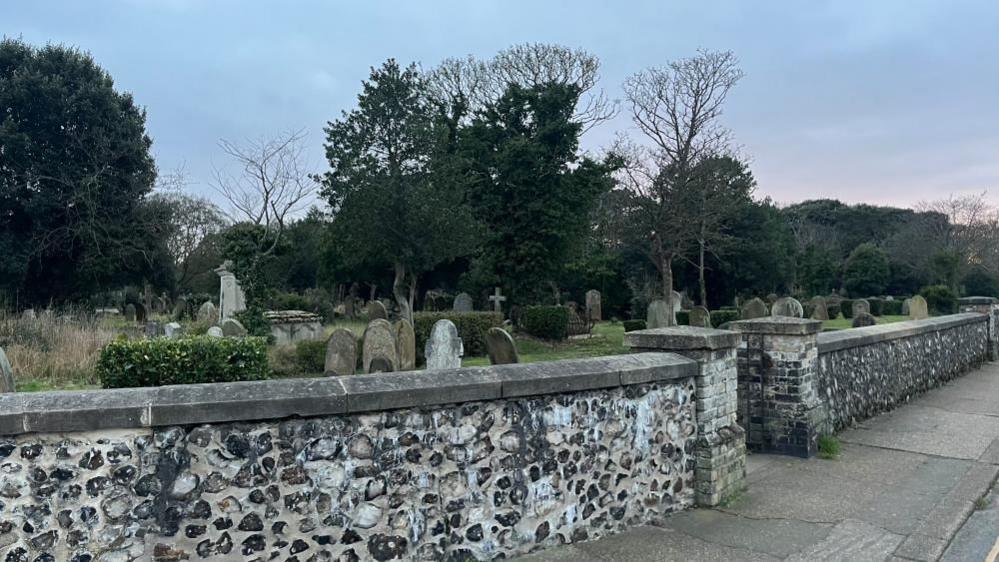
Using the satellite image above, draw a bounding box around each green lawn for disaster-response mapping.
[462,322,628,367]
[822,315,909,330]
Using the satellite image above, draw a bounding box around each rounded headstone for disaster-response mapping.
[901,298,912,316]
[206,326,224,338]
[908,295,929,320]
[197,301,218,324]
[425,319,463,370]
[486,327,519,365]
[771,297,804,318]
[220,318,247,337]
[0,347,15,393]
[809,297,829,321]
[740,298,769,320]
[688,305,711,328]
[367,300,388,321]
[124,304,136,322]
[852,312,877,327]
[646,299,673,329]
[393,320,416,371]
[362,319,398,374]
[324,329,357,376]
[453,292,474,313]
[852,299,871,318]
[164,322,184,339]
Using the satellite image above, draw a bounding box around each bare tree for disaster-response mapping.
[212,129,316,258]
[618,50,744,319]
[915,192,999,277]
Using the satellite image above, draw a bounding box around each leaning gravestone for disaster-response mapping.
[324,329,357,376]
[0,347,15,393]
[367,300,388,321]
[197,301,218,324]
[486,327,519,365]
[741,298,769,320]
[852,312,877,327]
[772,297,804,318]
[206,326,224,338]
[164,322,183,339]
[124,304,136,322]
[810,297,830,321]
[852,299,871,317]
[909,295,929,320]
[585,290,602,322]
[221,318,247,337]
[647,299,672,329]
[688,306,711,328]
[425,319,463,370]
[362,319,398,374]
[393,320,416,371]
[453,292,474,313]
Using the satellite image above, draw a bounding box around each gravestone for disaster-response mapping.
[0,347,15,393]
[197,301,218,324]
[425,319,463,370]
[852,312,877,327]
[144,321,160,338]
[453,292,473,312]
[394,320,416,371]
[688,305,711,328]
[909,295,929,320]
[22,309,36,321]
[172,297,188,321]
[207,326,224,338]
[124,304,136,322]
[771,297,804,318]
[585,290,602,322]
[343,296,356,319]
[164,322,183,339]
[852,299,871,317]
[324,329,357,376]
[367,300,388,321]
[902,298,912,316]
[486,327,519,365]
[740,298,768,320]
[646,299,672,329]
[488,287,507,314]
[221,318,247,337]
[214,263,247,320]
[670,290,683,316]
[362,319,398,374]
[810,297,829,321]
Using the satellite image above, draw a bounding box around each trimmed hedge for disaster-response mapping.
[675,310,690,326]
[521,306,569,341]
[295,339,327,374]
[97,336,270,389]
[623,319,647,332]
[840,299,854,319]
[921,285,958,315]
[867,298,884,317]
[414,311,504,360]
[882,299,903,316]
[826,302,842,320]
[710,309,740,328]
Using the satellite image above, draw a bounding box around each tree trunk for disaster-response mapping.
[550,281,561,305]
[393,262,413,325]
[698,239,707,307]
[660,254,677,327]
[408,275,418,321]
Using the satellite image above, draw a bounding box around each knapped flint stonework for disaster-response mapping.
[0,383,696,561]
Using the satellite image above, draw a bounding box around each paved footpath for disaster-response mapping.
[517,363,999,562]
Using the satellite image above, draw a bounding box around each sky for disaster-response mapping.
[6,0,999,208]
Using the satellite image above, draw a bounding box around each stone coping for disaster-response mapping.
[0,353,696,436]
[958,296,998,305]
[727,316,823,336]
[817,313,987,354]
[624,326,741,350]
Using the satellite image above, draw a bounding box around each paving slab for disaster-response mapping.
[839,405,999,460]
[786,519,904,562]
[576,525,780,562]
[940,509,999,562]
[663,508,831,558]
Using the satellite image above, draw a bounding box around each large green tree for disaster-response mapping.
[321,59,475,322]
[0,39,158,305]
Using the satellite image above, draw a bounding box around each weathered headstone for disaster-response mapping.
[0,347,15,393]
[902,298,912,316]
[810,297,829,321]
[220,318,247,337]
[688,305,711,328]
[367,300,388,321]
[144,321,160,338]
[852,299,871,317]
[362,319,398,374]
[124,304,136,322]
[172,297,188,321]
[487,287,507,315]
[343,296,356,319]
[393,320,416,371]
[164,322,183,339]
[453,292,473,312]
[22,309,36,321]
[766,293,779,304]
[909,295,929,320]
[852,312,877,327]
[425,319,463,370]
[740,298,768,320]
[771,297,804,318]
[324,328,357,376]
[206,326,224,338]
[486,327,519,365]
[671,290,683,316]
[214,263,246,320]
[196,301,218,324]
[585,290,602,322]
[647,299,672,329]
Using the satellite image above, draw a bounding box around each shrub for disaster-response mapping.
[803,302,815,319]
[826,302,841,319]
[882,299,903,316]
[675,310,690,326]
[295,339,327,374]
[710,309,740,328]
[840,299,854,319]
[623,319,646,332]
[921,285,958,315]
[521,306,569,341]
[235,307,272,339]
[97,336,270,388]
[867,298,884,317]
[413,311,504,360]
[964,269,999,298]
[842,243,890,297]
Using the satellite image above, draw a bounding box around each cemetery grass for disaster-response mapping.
[822,314,909,330]
[463,322,628,367]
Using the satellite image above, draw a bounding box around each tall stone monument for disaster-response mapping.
[585,290,602,322]
[214,262,247,321]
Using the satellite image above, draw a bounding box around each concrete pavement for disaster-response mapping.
[516,363,999,562]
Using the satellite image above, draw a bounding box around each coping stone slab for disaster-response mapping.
[818,313,986,354]
[958,296,998,306]
[624,326,741,351]
[341,369,502,413]
[727,316,823,336]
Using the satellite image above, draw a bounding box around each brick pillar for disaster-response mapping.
[958,297,999,361]
[624,327,745,507]
[727,317,825,458]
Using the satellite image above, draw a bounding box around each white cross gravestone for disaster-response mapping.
[488,287,507,314]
